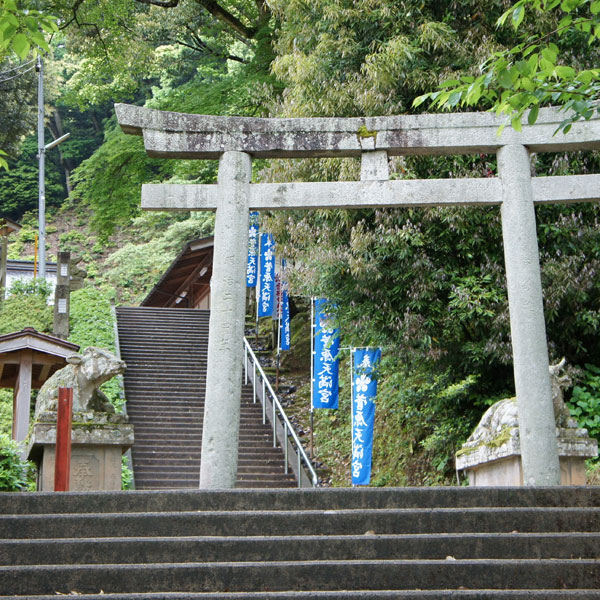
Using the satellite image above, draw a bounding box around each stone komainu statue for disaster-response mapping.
[34,347,126,418]
[465,358,574,447]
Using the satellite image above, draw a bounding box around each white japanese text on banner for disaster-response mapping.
[246,211,259,287]
[351,347,381,485]
[312,298,339,409]
[258,233,275,317]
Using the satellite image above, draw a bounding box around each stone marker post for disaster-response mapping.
[498,144,561,485]
[199,152,251,488]
[53,251,71,339]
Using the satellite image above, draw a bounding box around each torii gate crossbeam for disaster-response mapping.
[116,103,600,488]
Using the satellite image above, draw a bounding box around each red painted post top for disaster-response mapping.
[54,387,73,491]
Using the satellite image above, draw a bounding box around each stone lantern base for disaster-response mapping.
[28,410,134,492]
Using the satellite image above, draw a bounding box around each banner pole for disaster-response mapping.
[350,348,355,487]
[310,296,314,459]
[255,236,260,344]
[276,260,282,391]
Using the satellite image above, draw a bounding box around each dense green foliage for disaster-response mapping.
[416,0,600,133]
[0,137,65,219]
[0,279,52,335]
[0,0,58,169]
[97,212,214,304]
[0,435,34,491]
[569,364,600,440]
[262,0,600,481]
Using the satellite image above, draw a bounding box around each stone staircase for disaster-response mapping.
[1,487,599,597]
[116,306,296,489]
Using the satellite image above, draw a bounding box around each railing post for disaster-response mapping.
[273,400,277,447]
[297,453,301,488]
[253,362,256,403]
[244,343,248,385]
[284,423,289,474]
[262,379,266,424]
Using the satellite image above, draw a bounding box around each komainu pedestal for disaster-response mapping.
[456,360,598,485]
[28,410,133,491]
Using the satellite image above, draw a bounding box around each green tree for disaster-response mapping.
[0,0,58,169]
[46,0,274,107]
[0,279,53,335]
[260,0,600,481]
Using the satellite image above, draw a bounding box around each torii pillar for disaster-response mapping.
[116,103,600,487]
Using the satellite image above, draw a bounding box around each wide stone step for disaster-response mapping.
[131,450,284,461]
[124,371,206,378]
[131,431,274,439]
[3,559,600,596]
[133,463,290,474]
[5,532,599,566]
[3,487,600,514]
[130,420,272,430]
[123,380,206,387]
[126,396,205,402]
[2,507,598,539]
[1,592,600,600]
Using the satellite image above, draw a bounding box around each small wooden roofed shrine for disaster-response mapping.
[0,217,20,237]
[0,328,79,445]
[141,236,213,309]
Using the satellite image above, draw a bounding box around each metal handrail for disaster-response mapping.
[243,337,319,487]
[111,305,135,490]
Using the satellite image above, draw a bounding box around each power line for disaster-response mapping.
[0,65,36,85]
[0,58,36,78]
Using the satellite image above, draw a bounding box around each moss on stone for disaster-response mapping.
[357,125,377,139]
[455,425,515,457]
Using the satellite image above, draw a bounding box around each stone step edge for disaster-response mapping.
[4,531,598,545]
[2,591,600,600]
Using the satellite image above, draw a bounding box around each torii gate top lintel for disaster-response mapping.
[115,103,600,159]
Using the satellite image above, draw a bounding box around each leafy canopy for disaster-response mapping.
[0,0,58,169]
[414,0,600,133]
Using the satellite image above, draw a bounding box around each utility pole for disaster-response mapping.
[36,56,69,280]
[37,56,46,280]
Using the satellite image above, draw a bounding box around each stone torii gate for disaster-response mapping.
[116,103,600,488]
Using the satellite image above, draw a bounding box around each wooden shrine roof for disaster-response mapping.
[141,236,213,308]
[0,217,21,237]
[0,328,80,389]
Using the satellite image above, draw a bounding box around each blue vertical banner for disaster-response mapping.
[258,233,275,317]
[312,298,339,409]
[351,347,382,486]
[246,211,259,287]
[280,259,291,351]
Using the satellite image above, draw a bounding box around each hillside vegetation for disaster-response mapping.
[1,0,600,486]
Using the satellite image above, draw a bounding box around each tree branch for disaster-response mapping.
[135,0,180,7]
[194,0,256,39]
[175,38,247,62]
[178,25,248,62]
